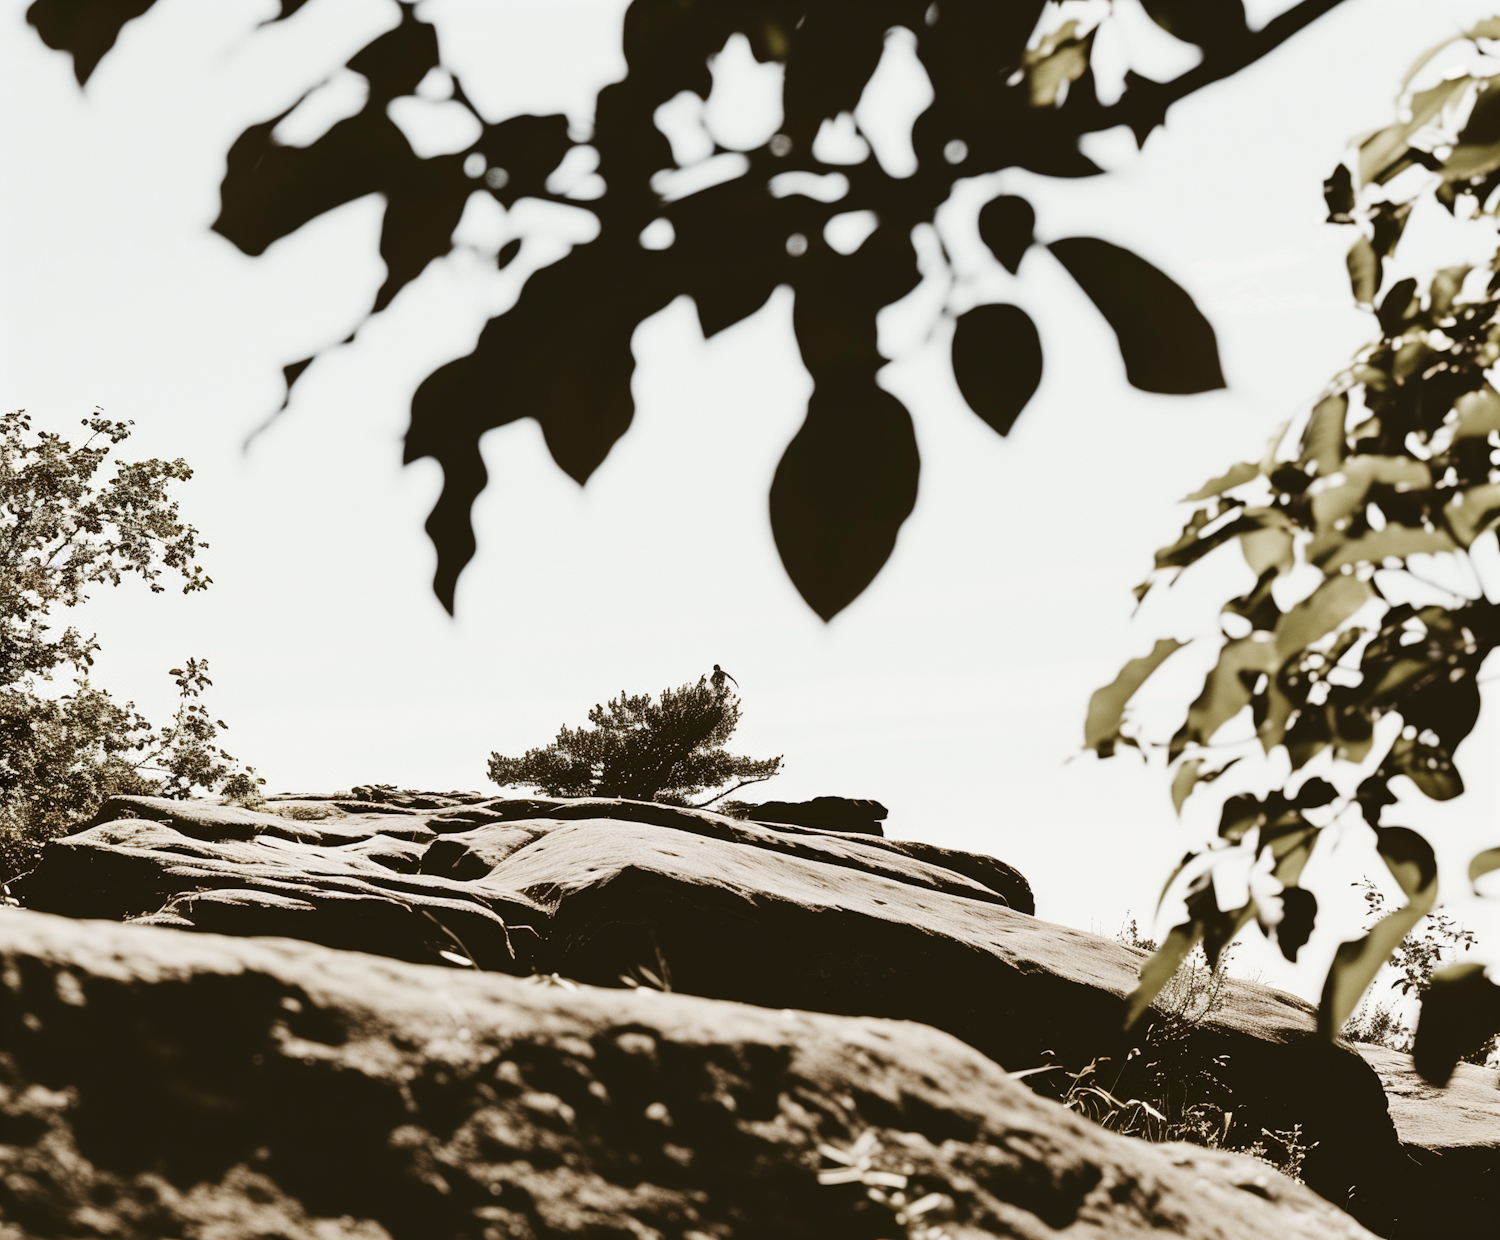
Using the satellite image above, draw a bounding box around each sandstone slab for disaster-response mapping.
[0,908,1376,1240]
[488,820,1407,1231]
[1355,1044,1500,1238]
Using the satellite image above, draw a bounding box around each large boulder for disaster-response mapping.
[485,819,1408,1231]
[0,908,1376,1240]
[741,797,889,836]
[1355,1045,1500,1238]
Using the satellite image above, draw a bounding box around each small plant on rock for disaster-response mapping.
[487,675,782,806]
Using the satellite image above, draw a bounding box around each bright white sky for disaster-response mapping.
[5,0,1500,1004]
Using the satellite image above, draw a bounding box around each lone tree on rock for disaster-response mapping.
[487,677,781,806]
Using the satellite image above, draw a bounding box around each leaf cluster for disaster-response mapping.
[487,676,781,806]
[0,412,257,878]
[26,0,1348,618]
[1092,21,1500,1085]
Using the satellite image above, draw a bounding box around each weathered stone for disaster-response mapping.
[12,820,542,972]
[744,796,889,836]
[488,820,1407,1231]
[426,814,1024,909]
[445,798,1033,913]
[1355,1044,1500,1238]
[0,909,1376,1240]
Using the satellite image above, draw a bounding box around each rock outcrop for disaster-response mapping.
[1355,1045,1500,1237]
[0,908,1377,1240]
[739,797,889,836]
[9,790,1487,1235]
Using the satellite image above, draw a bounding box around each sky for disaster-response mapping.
[5,0,1500,1004]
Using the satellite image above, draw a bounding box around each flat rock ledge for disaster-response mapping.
[0,909,1376,1240]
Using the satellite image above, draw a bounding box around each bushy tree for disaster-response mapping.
[1089,21,1500,1085]
[488,676,782,805]
[0,410,260,878]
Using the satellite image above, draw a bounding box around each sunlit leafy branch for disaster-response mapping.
[1092,18,1500,1084]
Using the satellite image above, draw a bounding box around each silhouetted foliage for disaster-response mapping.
[1092,19,1500,1086]
[0,411,260,879]
[487,676,781,805]
[25,0,1349,617]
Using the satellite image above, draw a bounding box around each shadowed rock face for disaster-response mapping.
[1355,1046,1500,1238]
[0,792,1444,1235]
[0,909,1378,1240]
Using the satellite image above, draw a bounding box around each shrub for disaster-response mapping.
[488,676,781,806]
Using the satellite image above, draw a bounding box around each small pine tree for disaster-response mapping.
[487,677,782,806]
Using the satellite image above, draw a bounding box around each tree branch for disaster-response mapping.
[692,775,777,810]
[1096,0,1355,144]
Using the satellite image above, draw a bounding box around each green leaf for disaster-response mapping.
[1125,921,1200,1030]
[1241,525,1294,578]
[1359,76,1472,185]
[1171,759,1203,816]
[1429,265,1472,317]
[1317,526,1455,572]
[1386,735,1463,801]
[1172,756,1240,816]
[1180,634,1280,751]
[1299,393,1347,478]
[1319,826,1438,1037]
[1469,846,1500,892]
[1086,638,1186,755]
[1182,461,1259,502]
[1274,573,1371,664]
[1023,21,1089,109]
[1444,482,1500,547]
[1347,236,1380,306]
[1453,387,1500,442]
[1413,962,1500,1085]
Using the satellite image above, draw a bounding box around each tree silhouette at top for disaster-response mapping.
[487,676,782,805]
[27,0,1349,617]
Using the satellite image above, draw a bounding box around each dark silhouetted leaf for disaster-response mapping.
[1141,0,1247,49]
[769,376,919,622]
[1294,776,1337,809]
[1376,276,1419,335]
[1319,826,1437,1036]
[26,0,156,85]
[407,243,674,612]
[1370,200,1413,259]
[977,196,1035,274]
[1049,237,1225,394]
[1413,962,1500,1085]
[1085,638,1185,756]
[1276,886,1317,961]
[1323,163,1355,222]
[951,304,1042,436]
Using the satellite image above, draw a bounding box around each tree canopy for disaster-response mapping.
[1090,19,1500,1086]
[488,675,782,805]
[0,410,259,877]
[26,0,1347,619]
